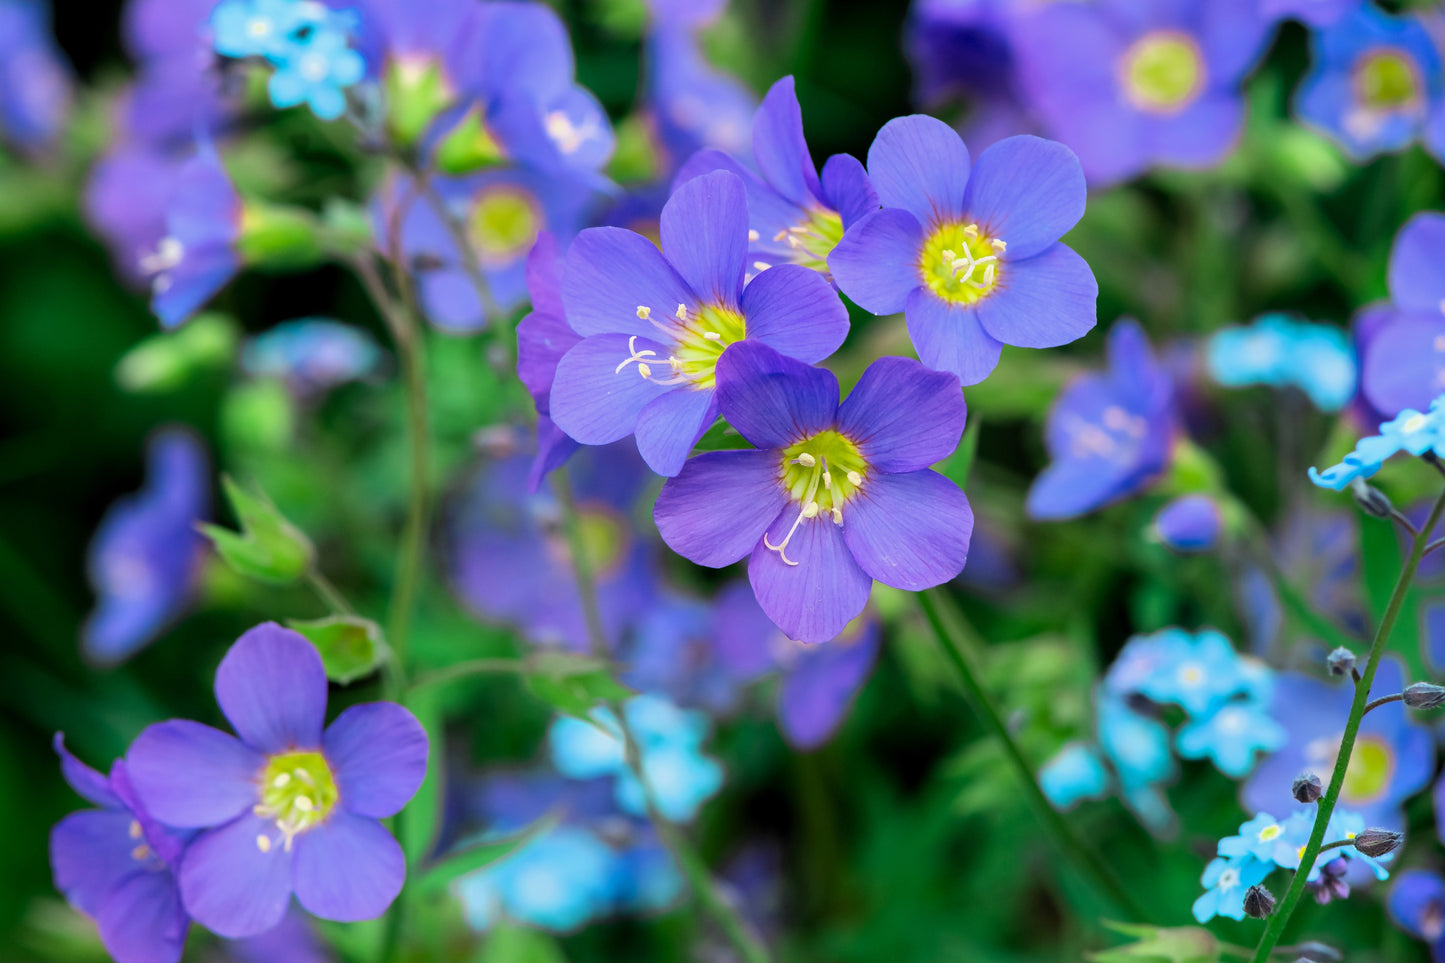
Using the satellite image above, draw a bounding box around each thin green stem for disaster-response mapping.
[306,568,355,616]
[552,466,773,963]
[406,658,528,696]
[1363,692,1404,715]
[1247,487,1445,963]
[917,588,1148,923]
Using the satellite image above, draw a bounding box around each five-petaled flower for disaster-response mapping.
[828,115,1096,385]
[654,341,973,642]
[550,169,850,476]
[126,623,429,938]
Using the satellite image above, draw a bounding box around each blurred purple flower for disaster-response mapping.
[241,319,383,396]
[0,0,73,152]
[1153,494,1223,552]
[1361,213,1445,417]
[1390,869,1445,961]
[645,26,756,175]
[516,232,583,486]
[144,147,243,329]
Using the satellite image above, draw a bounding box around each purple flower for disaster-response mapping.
[144,147,243,329]
[516,232,583,486]
[85,146,189,286]
[1390,869,1445,961]
[126,623,429,937]
[828,116,1094,385]
[1262,0,1356,28]
[676,76,877,278]
[1361,213,1445,417]
[712,580,880,749]
[220,908,332,963]
[619,591,750,714]
[644,26,756,175]
[655,341,972,642]
[1013,0,1271,185]
[1152,494,1223,552]
[549,169,850,476]
[83,427,210,666]
[1244,657,1433,829]
[119,0,234,148]
[50,735,191,963]
[0,0,72,152]
[447,442,658,652]
[1296,4,1443,162]
[374,166,600,334]
[1027,319,1176,521]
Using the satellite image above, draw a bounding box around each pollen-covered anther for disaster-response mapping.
[636,305,652,320]
[704,331,722,341]
[793,452,816,467]
[129,820,143,839]
[748,229,760,241]
[846,470,863,486]
[131,844,151,861]
[675,303,688,320]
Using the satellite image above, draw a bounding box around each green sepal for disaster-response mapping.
[286,615,388,685]
[384,57,455,149]
[435,107,507,175]
[236,202,324,269]
[320,198,375,259]
[199,476,314,585]
[115,312,239,393]
[523,651,633,719]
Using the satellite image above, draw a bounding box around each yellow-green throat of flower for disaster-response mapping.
[920,222,1007,305]
[253,750,339,852]
[616,302,748,391]
[765,430,868,566]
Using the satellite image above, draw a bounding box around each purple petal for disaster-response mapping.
[753,76,821,208]
[1025,458,1133,521]
[1361,315,1445,416]
[836,356,966,471]
[748,514,873,643]
[635,387,719,477]
[975,243,1097,348]
[516,308,582,414]
[660,169,748,308]
[713,580,788,678]
[562,227,696,338]
[1146,94,1244,168]
[525,231,565,317]
[828,208,924,315]
[866,114,970,225]
[715,341,839,449]
[548,333,674,444]
[293,810,404,922]
[55,733,121,809]
[323,704,429,820]
[675,149,806,265]
[1389,213,1445,314]
[178,813,294,939]
[50,810,141,918]
[740,264,850,363]
[215,623,328,755]
[962,135,1085,260]
[416,269,485,334]
[527,416,582,491]
[126,721,263,828]
[904,288,1003,385]
[819,153,878,228]
[779,623,880,749]
[655,450,789,567]
[842,471,973,590]
[97,870,188,963]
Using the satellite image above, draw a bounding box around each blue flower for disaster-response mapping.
[644,25,756,175]
[211,0,329,61]
[1176,700,1286,778]
[1038,742,1109,809]
[1296,4,1444,161]
[1131,628,1249,717]
[829,116,1095,385]
[455,826,619,932]
[1026,320,1175,520]
[1207,314,1358,412]
[1096,692,1174,793]
[1309,394,1445,489]
[241,319,382,395]
[0,0,72,153]
[1192,854,1272,923]
[1217,812,1301,865]
[83,428,209,665]
[1153,494,1224,553]
[1388,869,1445,959]
[267,24,365,121]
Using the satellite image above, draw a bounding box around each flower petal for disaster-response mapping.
[562,227,696,338]
[417,268,486,334]
[54,733,121,809]
[904,288,1003,385]
[778,624,880,749]
[1146,94,1244,169]
[655,449,788,567]
[516,308,581,414]
[752,76,821,208]
[975,243,1097,349]
[293,810,405,923]
[126,721,263,828]
[836,356,966,471]
[178,813,294,939]
[819,152,878,228]
[715,341,839,449]
[50,810,141,918]
[660,169,748,308]
[866,114,970,225]
[215,622,328,755]
[323,704,429,820]
[97,869,188,963]
[1389,212,1445,314]
[549,333,674,444]
[828,208,924,315]
[740,263,850,363]
[635,387,719,477]
[962,135,1086,260]
[1025,458,1132,521]
[748,514,873,643]
[1363,314,1445,416]
[841,471,972,590]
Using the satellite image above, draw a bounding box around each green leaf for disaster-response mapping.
[475,924,569,963]
[691,418,754,453]
[287,615,387,685]
[114,313,238,393]
[199,476,314,584]
[524,657,633,719]
[414,814,556,894]
[1087,922,1220,963]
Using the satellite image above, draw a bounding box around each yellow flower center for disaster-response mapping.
[1341,736,1394,803]
[254,750,339,852]
[769,208,846,274]
[469,186,541,265]
[919,222,1006,305]
[764,431,868,567]
[1121,31,1205,113]
[615,302,748,391]
[1257,823,1282,843]
[1354,49,1421,112]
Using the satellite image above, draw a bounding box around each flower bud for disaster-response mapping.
[1326,647,1356,677]
[1291,772,1323,804]
[1404,682,1445,710]
[1243,884,1276,919]
[1353,828,1403,858]
[1348,478,1395,519]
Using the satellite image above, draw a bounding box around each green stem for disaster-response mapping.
[1247,486,1445,963]
[406,658,528,696]
[552,467,773,963]
[917,588,1149,923]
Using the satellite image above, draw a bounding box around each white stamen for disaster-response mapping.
[748,229,760,241]
[991,238,1007,252]
[846,470,863,486]
[295,796,314,812]
[272,772,292,788]
[676,303,688,320]
[616,335,659,377]
[773,229,788,242]
[963,224,978,239]
[131,844,151,861]
[753,261,772,272]
[703,331,722,341]
[794,452,816,467]
[636,305,652,320]
[831,507,843,525]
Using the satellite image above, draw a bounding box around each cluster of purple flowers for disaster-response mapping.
[1040,628,1282,833]
[51,624,428,961]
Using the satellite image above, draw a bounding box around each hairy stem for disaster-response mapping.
[1247,487,1445,962]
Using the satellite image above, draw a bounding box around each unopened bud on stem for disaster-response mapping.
[1353,828,1403,858]
[1404,682,1445,710]
[1291,772,1323,803]
[1326,647,1356,677]
[1244,884,1276,919]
